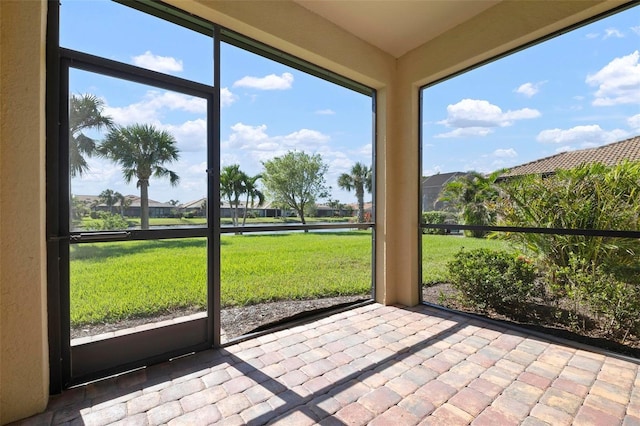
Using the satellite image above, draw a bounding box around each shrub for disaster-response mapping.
[86,212,129,231]
[554,254,640,337]
[421,211,447,234]
[447,248,538,314]
[498,161,640,281]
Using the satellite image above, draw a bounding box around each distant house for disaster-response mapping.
[181,198,207,217]
[315,204,352,217]
[501,135,640,179]
[421,172,466,211]
[74,194,174,218]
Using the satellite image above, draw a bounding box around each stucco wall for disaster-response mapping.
[0,1,49,423]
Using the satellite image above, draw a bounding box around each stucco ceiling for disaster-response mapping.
[293,0,502,58]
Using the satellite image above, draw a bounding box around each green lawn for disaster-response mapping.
[70,231,372,326]
[69,232,511,326]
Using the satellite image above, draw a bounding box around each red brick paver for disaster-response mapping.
[11,303,640,425]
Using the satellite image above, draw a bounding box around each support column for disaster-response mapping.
[375,74,421,307]
[0,1,50,423]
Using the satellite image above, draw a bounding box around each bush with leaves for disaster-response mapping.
[497,161,640,338]
[554,254,640,338]
[86,212,129,231]
[421,211,447,234]
[498,161,640,280]
[447,248,538,314]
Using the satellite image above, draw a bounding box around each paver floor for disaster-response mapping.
[13,303,640,425]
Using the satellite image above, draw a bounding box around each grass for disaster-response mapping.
[421,234,513,284]
[69,232,511,326]
[70,231,372,326]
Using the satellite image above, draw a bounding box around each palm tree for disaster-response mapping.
[99,124,180,230]
[69,93,113,177]
[241,174,265,226]
[337,162,372,223]
[437,169,503,238]
[220,164,246,227]
[116,192,130,216]
[99,189,119,214]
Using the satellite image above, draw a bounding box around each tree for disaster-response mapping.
[99,189,121,214]
[337,162,372,223]
[262,151,329,227]
[99,124,180,230]
[117,193,131,216]
[241,174,265,226]
[438,170,503,238]
[220,164,247,227]
[69,93,113,177]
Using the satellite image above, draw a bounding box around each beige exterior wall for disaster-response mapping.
[0,0,630,422]
[0,1,49,424]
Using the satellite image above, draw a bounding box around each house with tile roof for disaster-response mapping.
[502,135,640,179]
[421,171,467,211]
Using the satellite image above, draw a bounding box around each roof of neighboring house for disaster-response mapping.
[75,194,173,208]
[181,198,207,209]
[421,172,466,188]
[502,135,640,178]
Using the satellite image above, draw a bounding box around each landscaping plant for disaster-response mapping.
[497,161,640,336]
[447,248,538,315]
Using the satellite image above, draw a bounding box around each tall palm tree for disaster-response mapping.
[241,174,265,226]
[220,164,246,227]
[99,124,180,230]
[69,93,113,177]
[337,162,372,223]
[437,169,503,238]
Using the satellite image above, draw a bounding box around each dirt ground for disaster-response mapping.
[71,294,370,341]
[71,285,640,359]
[422,282,640,359]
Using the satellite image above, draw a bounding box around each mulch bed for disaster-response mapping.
[71,294,370,341]
[423,282,640,359]
[71,285,640,360]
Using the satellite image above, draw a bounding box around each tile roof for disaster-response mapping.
[421,171,466,188]
[502,135,640,178]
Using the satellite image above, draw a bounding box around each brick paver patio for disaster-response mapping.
[14,303,640,425]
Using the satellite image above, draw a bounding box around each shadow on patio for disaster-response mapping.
[14,303,640,425]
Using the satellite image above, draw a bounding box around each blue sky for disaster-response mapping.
[61,2,638,205]
[61,0,373,206]
[422,5,639,176]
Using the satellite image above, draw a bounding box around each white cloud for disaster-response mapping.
[628,113,640,130]
[232,72,294,90]
[632,26,640,36]
[221,88,237,107]
[423,165,442,176]
[435,99,540,138]
[492,148,517,158]
[355,143,372,156]
[585,33,600,40]
[604,28,624,39]
[316,109,336,115]
[537,124,628,147]
[586,51,640,106]
[132,51,183,73]
[161,119,207,152]
[435,127,493,139]
[555,145,573,153]
[225,122,330,156]
[514,81,546,97]
[104,91,206,126]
